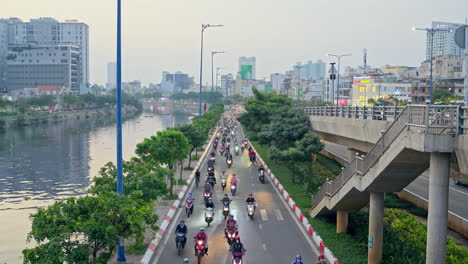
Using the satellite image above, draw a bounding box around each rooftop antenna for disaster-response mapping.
[363,48,368,75]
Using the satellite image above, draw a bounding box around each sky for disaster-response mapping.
[1,0,467,86]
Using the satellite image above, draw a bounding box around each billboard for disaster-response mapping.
[241,65,253,80]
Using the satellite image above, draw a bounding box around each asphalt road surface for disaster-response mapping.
[323,142,468,221]
[153,125,321,264]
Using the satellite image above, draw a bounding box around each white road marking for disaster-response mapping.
[231,209,238,220]
[274,209,284,221]
[260,209,269,221]
[258,224,263,230]
[262,243,267,251]
[418,176,468,196]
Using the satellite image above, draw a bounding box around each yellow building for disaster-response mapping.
[351,77,412,106]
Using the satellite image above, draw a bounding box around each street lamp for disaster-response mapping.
[211,50,225,108]
[413,26,453,103]
[216,67,224,97]
[198,24,223,120]
[327,53,351,105]
[116,0,125,262]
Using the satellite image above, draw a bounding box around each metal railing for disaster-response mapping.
[304,105,405,120]
[311,105,462,209]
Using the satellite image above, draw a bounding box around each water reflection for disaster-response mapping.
[0,110,190,263]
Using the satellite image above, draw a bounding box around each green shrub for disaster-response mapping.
[183,166,194,171]
[0,118,5,128]
[191,155,200,161]
[384,193,427,217]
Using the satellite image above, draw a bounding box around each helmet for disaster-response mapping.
[183,258,189,263]
[208,197,212,201]
[296,255,302,260]
[200,227,205,232]
[248,193,253,197]
[180,220,185,224]
[188,192,192,195]
[235,235,240,240]
[224,194,228,197]
[229,214,234,220]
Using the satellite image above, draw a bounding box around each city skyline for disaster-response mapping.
[1,0,467,85]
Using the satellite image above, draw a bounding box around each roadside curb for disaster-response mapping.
[139,128,218,264]
[248,141,340,264]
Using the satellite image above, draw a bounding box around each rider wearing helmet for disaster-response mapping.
[221,193,231,205]
[230,174,239,186]
[195,169,200,182]
[175,220,188,248]
[205,197,215,209]
[193,227,208,254]
[230,236,246,257]
[245,193,256,204]
[225,214,238,233]
[258,164,265,173]
[293,255,304,264]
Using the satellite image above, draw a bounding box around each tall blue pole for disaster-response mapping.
[116,0,126,262]
[198,26,205,120]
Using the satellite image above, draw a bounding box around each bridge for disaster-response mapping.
[304,105,468,264]
[141,99,211,115]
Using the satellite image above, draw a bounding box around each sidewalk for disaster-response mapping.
[110,141,211,264]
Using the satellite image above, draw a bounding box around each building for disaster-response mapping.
[239,56,256,80]
[161,71,194,93]
[271,73,285,94]
[107,62,116,89]
[0,17,89,92]
[122,80,141,94]
[0,22,7,92]
[380,65,418,78]
[220,74,233,96]
[426,21,465,61]
[351,77,412,106]
[293,60,326,80]
[419,54,463,79]
[6,44,80,92]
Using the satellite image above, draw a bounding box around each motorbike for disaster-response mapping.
[210,156,216,164]
[232,252,244,264]
[247,202,255,220]
[235,146,240,156]
[222,201,230,219]
[194,239,205,264]
[230,184,237,196]
[249,154,256,163]
[207,165,214,173]
[175,233,186,256]
[185,199,194,218]
[225,229,238,245]
[221,178,227,191]
[205,207,214,226]
[259,170,265,184]
[203,190,212,202]
[227,159,233,168]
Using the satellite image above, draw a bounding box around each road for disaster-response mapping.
[323,142,468,221]
[153,125,321,264]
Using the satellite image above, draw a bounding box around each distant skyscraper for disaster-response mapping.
[426,21,464,61]
[239,56,256,80]
[107,62,116,89]
[271,73,285,94]
[220,74,233,96]
[293,60,325,80]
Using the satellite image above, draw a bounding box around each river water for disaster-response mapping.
[0,111,191,264]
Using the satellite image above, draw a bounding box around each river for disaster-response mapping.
[0,111,191,264]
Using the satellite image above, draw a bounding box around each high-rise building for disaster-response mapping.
[107,62,116,89]
[271,73,285,94]
[293,60,326,80]
[220,74,233,96]
[426,21,465,61]
[0,17,89,92]
[239,56,256,80]
[160,71,194,93]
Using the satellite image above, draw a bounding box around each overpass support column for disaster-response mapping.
[426,152,450,264]
[368,192,384,264]
[336,210,348,233]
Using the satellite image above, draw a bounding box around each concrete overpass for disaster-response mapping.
[305,105,468,264]
[141,99,210,114]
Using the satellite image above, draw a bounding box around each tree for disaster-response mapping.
[23,193,158,264]
[269,146,306,184]
[433,88,452,103]
[136,130,191,194]
[89,159,168,202]
[172,124,206,168]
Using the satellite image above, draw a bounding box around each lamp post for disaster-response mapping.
[116,0,125,262]
[327,53,351,105]
[211,51,224,108]
[216,67,224,98]
[413,26,453,103]
[198,24,223,120]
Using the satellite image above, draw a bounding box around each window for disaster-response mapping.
[359,86,365,93]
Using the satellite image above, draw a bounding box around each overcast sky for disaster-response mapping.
[2,0,467,85]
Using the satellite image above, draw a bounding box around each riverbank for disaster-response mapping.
[0,106,139,129]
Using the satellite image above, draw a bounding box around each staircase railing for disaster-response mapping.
[311,105,460,209]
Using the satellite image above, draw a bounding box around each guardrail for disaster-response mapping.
[311,105,462,210]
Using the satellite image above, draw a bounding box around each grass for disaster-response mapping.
[250,140,368,263]
[384,193,428,217]
[176,179,188,185]
[197,147,205,151]
[184,166,195,171]
[191,155,201,161]
[126,242,148,255]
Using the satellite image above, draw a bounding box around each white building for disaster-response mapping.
[107,62,116,89]
[220,74,233,96]
[293,60,326,80]
[427,21,465,61]
[271,73,285,94]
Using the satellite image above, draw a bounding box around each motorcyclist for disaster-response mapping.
[221,193,231,205]
[245,193,256,210]
[292,255,304,264]
[316,254,326,264]
[205,197,215,209]
[193,227,208,254]
[230,174,239,186]
[258,164,265,173]
[230,236,246,257]
[187,192,194,203]
[220,170,227,180]
[175,220,188,248]
[195,170,200,182]
[208,170,215,178]
[204,181,213,193]
[225,214,238,232]
[207,174,216,187]
[210,151,215,157]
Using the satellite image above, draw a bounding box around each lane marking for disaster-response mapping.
[417,176,468,196]
[231,209,238,220]
[260,209,269,221]
[258,224,263,230]
[262,243,267,251]
[275,209,284,221]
